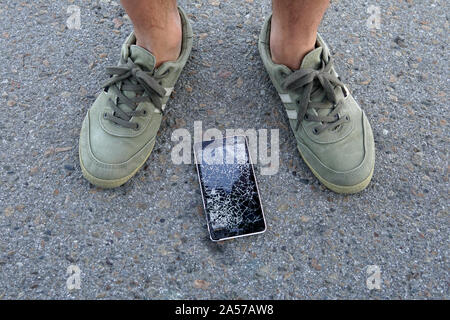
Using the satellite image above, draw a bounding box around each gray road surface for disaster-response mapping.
[0,0,448,299]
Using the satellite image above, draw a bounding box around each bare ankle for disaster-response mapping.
[270,31,316,70]
[134,12,182,67]
[270,0,327,70]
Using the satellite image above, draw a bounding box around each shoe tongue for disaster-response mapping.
[129,45,156,72]
[299,47,331,118]
[300,47,323,70]
[115,45,156,114]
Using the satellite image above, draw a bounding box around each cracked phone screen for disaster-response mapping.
[195,136,266,241]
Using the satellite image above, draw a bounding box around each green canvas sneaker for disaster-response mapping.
[258,16,375,194]
[79,7,193,188]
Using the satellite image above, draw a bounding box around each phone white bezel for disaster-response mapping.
[193,135,267,242]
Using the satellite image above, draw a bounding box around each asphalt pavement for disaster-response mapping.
[0,0,448,299]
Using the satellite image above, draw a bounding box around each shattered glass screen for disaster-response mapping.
[196,136,266,241]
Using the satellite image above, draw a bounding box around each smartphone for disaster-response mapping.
[194,135,266,241]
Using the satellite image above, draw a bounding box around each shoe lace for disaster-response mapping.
[102,58,166,130]
[282,56,349,135]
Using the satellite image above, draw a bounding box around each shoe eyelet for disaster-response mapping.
[134,123,140,131]
[313,128,319,135]
[345,115,350,121]
[103,112,108,119]
[304,114,309,120]
[343,86,350,98]
[142,110,147,116]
